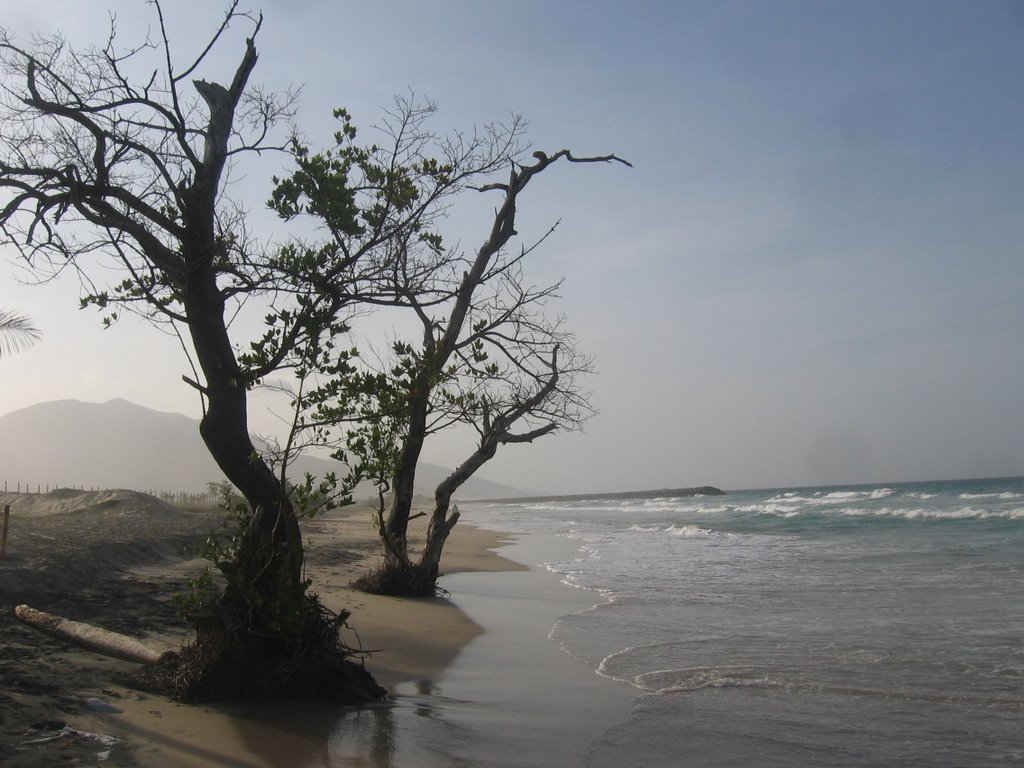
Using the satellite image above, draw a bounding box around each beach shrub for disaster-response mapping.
[173,566,219,619]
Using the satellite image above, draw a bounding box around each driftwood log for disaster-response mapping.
[14,604,174,665]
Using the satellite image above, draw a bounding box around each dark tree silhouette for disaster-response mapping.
[269,101,629,595]
[1,0,628,698]
[0,3,382,702]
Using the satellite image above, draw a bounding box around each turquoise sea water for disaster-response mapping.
[464,476,1024,767]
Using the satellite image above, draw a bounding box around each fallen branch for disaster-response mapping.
[14,604,175,665]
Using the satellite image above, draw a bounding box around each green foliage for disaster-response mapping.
[290,470,353,519]
[173,483,246,613]
[269,136,367,234]
[174,482,312,635]
[267,106,449,241]
[232,538,312,638]
[267,103,454,261]
[209,481,248,514]
[238,100,530,526]
[173,566,218,618]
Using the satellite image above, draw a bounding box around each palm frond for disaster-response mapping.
[0,310,42,357]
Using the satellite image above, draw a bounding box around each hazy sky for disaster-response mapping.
[2,1,1022,493]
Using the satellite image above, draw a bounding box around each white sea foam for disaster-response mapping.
[764,488,897,506]
[627,524,661,533]
[765,493,811,504]
[961,491,1024,500]
[820,488,895,503]
[625,523,715,537]
[637,667,772,694]
[685,504,730,514]
[666,523,712,537]
[739,502,801,515]
[838,505,1022,520]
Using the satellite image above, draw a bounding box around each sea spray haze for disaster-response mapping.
[465,477,1024,767]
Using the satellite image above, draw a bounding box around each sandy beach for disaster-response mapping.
[0,489,573,767]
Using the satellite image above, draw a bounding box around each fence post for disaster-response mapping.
[1,505,10,560]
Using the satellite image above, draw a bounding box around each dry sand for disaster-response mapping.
[0,489,524,767]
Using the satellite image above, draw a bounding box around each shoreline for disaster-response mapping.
[415,531,636,766]
[3,490,612,767]
[311,510,529,692]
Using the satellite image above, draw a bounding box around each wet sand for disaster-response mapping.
[348,533,637,767]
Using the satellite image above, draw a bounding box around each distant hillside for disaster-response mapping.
[0,399,528,500]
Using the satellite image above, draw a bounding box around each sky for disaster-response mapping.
[2,0,1023,493]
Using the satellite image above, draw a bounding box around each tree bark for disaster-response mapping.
[418,441,495,579]
[382,370,432,567]
[175,32,303,625]
[187,284,304,603]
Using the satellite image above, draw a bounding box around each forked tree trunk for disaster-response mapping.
[382,373,433,569]
[419,502,460,582]
[418,443,494,580]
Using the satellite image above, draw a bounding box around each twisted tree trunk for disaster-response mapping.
[179,41,306,632]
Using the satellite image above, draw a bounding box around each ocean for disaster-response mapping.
[461,476,1024,767]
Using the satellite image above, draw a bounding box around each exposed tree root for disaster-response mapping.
[131,598,386,704]
[350,561,448,598]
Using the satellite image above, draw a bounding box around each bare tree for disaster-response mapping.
[370,150,627,594]
[274,101,629,595]
[0,3,382,701]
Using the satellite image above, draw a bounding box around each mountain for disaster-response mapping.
[0,399,529,500]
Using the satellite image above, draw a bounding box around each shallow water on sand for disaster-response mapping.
[322,535,634,767]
